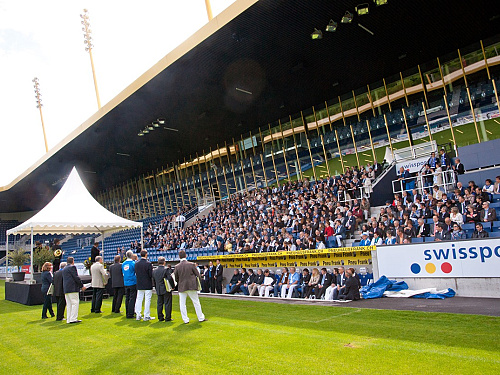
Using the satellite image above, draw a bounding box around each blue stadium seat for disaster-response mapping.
[411,237,424,243]
[462,223,475,230]
[490,202,500,208]
[424,236,435,242]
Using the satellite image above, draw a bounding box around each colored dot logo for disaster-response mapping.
[425,263,436,274]
[410,263,421,274]
[410,262,453,274]
[441,262,452,274]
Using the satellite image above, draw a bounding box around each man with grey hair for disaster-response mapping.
[122,250,137,319]
[53,261,67,321]
[90,256,108,313]
[152,257,174,321]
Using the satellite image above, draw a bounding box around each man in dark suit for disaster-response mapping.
[152,257,173,322]
[90,242,100,264]
[339,269,360,300]
[373,159,382,177]
[472,223,489,238]
[434,223,451,241]
[453,158,465,175]
[109,255,125,313]
[174,250,206,324]
[208,261,215,293]
[62,257,84,324]
[416,218,430,238]
[215,259,223,294]
[332,266,346,300]
[315,268,333,299]
[457,196,468,215]
[53,261,66,321]
[480,201,497,222]
[134,250,154,321]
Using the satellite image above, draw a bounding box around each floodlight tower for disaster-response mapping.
[80,9,101,109]
[33,77,49,153]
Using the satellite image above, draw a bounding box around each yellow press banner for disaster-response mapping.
[196,246,374,269]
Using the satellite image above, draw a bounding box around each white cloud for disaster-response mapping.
[0,0,235,186]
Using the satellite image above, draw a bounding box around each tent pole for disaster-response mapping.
[30,227,34,280]
[102,232,104,262]
[5,232,8,279]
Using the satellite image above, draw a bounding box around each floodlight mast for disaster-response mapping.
[80,9,101,110]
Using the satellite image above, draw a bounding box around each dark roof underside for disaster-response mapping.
[2,0,500,213]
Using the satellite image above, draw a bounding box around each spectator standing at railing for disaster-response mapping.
[434,162,444,187]
[422,164,434,188]
[428,152,438,169]
[397,167,410,192]
[453,158,465,175]
[439,148,451,171]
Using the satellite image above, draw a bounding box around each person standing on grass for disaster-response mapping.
[152,257,173,322]
[122,250,137,319]
[174,250,206,324]
[53,262,67,321]
[62,257,84,324]
[41,262,55,319]
[135,250,155,321]
[90,256,108,313]
[109,255,125,313]
[215,259,223,294]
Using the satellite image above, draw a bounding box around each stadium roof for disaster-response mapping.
[1,0,500,213]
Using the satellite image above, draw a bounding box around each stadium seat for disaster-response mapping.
[424,237,435,242]
[411,237,424,243]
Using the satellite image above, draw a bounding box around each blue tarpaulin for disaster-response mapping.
[361,276,456,299]
[360,275,409,299]
[411,288,456,299]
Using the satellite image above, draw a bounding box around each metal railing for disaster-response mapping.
[392,169,456,196]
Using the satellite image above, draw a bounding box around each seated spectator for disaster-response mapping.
[333,219,345,248]
[226,269,240,294]
[303,268,319,299]
[227,268,246,294]
[385,230,396,245]
[281,267,300,298]
[359,232,371,246]
[480,201,497,222]
[416,218,430,238]
[483,179,494,201]
[315,268,333,299]
[450,224,466,240]
[299,268,311,298]
[248,269,265,296]
[370,232,383,246]
[240,269,255,295]
[494,176,500,195]
[258,269,276,297]
[471,223,489,239]
[433,185,444,200]
[450,207,464,225]
[396,227,410,244]
[465,204,480,223]
[273,267,288,297]
[434,223,451,241]
[338,269,360,301]
[404,220,416,239]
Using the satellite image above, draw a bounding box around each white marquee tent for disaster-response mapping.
[5,167,143,277]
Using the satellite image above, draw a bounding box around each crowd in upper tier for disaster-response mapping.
[136,162,385,252]
[130,148,500,252]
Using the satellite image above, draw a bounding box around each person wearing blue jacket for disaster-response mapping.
[122,250,137,319]
[359,232,371,246]
[41,262,55,319]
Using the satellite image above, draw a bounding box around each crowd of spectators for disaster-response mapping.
[139,162,385,253]
[209,265,361,300]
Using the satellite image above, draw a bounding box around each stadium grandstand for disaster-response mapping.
[2,2,500,373]
[2,0,500,299]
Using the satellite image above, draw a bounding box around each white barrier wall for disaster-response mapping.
[375,239,500,298]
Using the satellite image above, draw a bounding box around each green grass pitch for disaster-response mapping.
[0,281,499,374]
